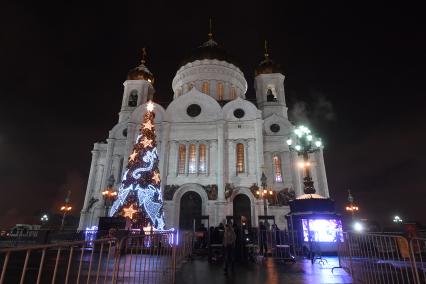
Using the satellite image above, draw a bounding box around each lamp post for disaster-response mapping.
[40,214,49,226]
[345,189,359,220]
[102,188,118,216]
[102,175,117,216]
[286,125,323,194]
[60,191,72,230]
[257,172,273,216]
[393,215,403,223]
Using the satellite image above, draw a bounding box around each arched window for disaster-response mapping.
[198,144,207,173]
[266,88,277,102]
[178,144,186,174]
[128,90,138,106]
[188,144,197,173]
[231,87,237,99]
[202,82,209,95]
[273,155,283,182]
[236,143,245,173]
[217,82,224,100]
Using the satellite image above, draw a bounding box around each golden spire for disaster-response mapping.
[264,40,269,60]
[141,47,147,64]
[208,17,213,39]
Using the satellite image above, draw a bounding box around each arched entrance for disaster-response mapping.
[179,191,202,230]
[233,194,251,226]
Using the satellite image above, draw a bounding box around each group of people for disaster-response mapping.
[194,220,286,275]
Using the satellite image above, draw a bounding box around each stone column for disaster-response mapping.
[290,151,303,196]
[264,151,273,182]
[228,141,236,177]
[210,141,217,177]
[169,141,178,177]
[281,151,293,186]
[79,148,100,230]
[316,149,329,197]
[248,139,256,175]
[254,118,265,183]
[101,138,115,190]
[217,121,225,201]
[159,122,170,194]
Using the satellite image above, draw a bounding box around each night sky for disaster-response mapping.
[1,2,425,228]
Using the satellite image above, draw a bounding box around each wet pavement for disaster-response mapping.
[176,256,353,284]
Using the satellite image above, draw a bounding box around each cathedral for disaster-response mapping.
[78,33,330,231]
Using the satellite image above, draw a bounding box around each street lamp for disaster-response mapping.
[102,188,118,216]
[257,172,273,216]
[40,214,49,225]
[60,191,72,230]
[345,189,359,220]
[102,175,117,216]
[286,125,323,194]
[393,215,403,223]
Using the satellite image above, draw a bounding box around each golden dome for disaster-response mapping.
[255,40,281,76]
[127,48,155,83]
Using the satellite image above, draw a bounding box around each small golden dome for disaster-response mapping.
[127,48,155,83]
[255,40,281,76]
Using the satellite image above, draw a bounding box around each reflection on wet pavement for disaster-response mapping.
[176,256,353,284]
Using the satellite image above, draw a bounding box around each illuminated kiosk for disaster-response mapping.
[286,194,343,254]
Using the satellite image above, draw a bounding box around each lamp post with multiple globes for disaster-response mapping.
[286,125,323,194]
[345,189,359,220]
[256,172,273,216]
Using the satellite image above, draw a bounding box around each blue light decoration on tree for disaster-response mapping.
[109,101,165,230]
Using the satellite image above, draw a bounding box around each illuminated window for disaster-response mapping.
[231,87,237,99]
[217,83,224,100]
[198,144,207,173]
[273,155,283,182]
[178,144,186,174]
[236,143,245,173]
[188,144,197,173]
[202,82,209,95]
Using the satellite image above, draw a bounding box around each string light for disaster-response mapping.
[109,109,166,230]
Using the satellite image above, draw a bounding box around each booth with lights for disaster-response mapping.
[286,194,343,254]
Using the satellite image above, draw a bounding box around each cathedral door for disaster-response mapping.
[179,191,202,230]
[233,194,251,227]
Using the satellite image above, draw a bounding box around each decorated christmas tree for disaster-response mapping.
[109,101,165,230]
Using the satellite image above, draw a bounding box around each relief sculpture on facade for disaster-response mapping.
[164,184,180,200]
[274,188,296,206]
[225,183,235,200]
[202,184,218,200]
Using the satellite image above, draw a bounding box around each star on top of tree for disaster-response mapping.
[123,205,138,219]
[143,120,154,130]
[141,137,153,148]
[152,171,161,184]
[129,150,138,162]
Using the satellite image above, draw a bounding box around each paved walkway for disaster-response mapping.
[176,256,353,284]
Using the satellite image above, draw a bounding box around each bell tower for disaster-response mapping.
[119,48,155,122]
[254,41,288,118]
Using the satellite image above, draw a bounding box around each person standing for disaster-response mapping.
[259,221,268,256]
[223,223,236,274]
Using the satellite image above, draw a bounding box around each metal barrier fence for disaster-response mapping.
[410,237,426,284]
[0,231,192,284]
[205,227,299,263]
[113,231,192,284]
[337,232,426,284]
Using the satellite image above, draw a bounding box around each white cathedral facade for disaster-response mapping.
[78,36,329,231]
